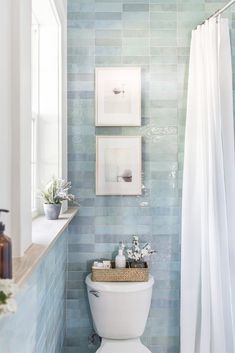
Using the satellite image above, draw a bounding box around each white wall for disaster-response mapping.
[0,1,12,232]
[0,0,32,256]
[11,0,32,256]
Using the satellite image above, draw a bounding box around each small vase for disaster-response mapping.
[43,203,61,220]
[130,261,146,268]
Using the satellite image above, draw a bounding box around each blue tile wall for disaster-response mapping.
[66,1,229,353]
[0,232,67,353]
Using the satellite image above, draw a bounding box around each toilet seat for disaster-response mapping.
[96,338,151,353]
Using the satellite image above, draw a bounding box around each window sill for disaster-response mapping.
[13,207,78,286]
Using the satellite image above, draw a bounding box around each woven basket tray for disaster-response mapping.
[91,261,149,282]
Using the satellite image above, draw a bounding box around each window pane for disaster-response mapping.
[31,119,36,210]
[31,16,39,212]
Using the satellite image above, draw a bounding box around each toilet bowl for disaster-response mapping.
[85,274,154,353]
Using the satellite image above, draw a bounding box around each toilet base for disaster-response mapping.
[96,338,151,353]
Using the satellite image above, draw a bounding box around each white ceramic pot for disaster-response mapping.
[43,203,61,220]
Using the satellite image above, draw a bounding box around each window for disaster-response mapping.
[1,0,66,257]
[31,0,62,216]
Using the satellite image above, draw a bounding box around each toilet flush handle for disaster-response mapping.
[89,290,100,298]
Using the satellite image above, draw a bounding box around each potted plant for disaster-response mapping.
[126,235,156,268]
[41,177,75,220]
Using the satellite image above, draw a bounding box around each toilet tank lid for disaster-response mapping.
[85,274,154,292]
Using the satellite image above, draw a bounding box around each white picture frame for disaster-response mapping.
[96,136,142,195]
[95,67,141,126]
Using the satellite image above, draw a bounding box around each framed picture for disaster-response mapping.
[95,67,141,126]
[96,136,142,195]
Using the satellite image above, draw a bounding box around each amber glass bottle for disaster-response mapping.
[0,209,12,279]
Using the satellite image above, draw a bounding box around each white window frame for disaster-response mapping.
[31,17,39,217]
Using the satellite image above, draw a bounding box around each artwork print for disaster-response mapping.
[96,136,142,195]
[95,67,141,126]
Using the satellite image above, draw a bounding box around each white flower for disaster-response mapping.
[0,280,17,317]
[0,280,16,296]
[6,298,17,313]
[126,235,156,262]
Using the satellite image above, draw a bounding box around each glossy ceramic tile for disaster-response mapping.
[0,232,67,353]
[66,0,233,352]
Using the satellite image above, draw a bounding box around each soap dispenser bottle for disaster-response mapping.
[0,209,12,279]
[115,241,126,269]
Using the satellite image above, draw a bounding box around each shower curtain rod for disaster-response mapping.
[195,0,235,28]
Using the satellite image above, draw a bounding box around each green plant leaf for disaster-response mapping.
[40,177,76,204]
[0,291,8,304]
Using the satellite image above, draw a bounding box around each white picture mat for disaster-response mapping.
[95,67,141,126]
[96,136,142,195]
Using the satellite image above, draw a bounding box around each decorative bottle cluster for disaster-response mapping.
[0,209,12,279]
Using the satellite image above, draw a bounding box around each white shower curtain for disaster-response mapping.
[181,17,235,353]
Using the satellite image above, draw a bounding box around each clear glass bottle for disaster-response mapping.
[115,241,126,269]
[0,209,12,279]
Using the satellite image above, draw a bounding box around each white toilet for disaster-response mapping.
[85,274,154,353]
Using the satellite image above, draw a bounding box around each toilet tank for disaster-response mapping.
[85,274,154,340]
